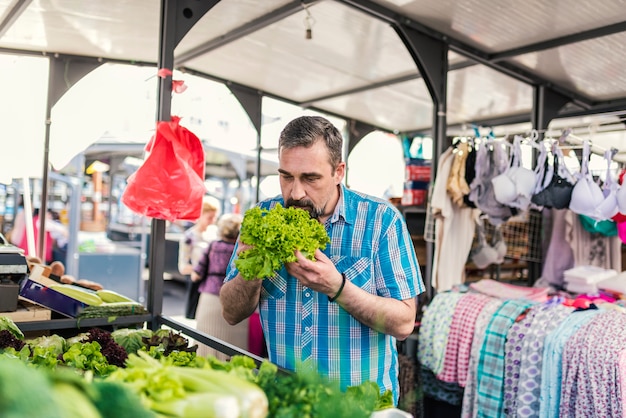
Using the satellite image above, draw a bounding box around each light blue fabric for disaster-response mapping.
[225,184,424,403]
[538,308,601,418]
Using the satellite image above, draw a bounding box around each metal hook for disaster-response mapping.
[303,4,316,40]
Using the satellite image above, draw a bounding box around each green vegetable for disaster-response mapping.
[0,316,24,339]
[62,341,118,376]
[26,334,66,357]
[111,328,152,355]
[110,351,268,418]
[0,356,63,418]
[78,302,148,319]
[169,365,269,418]
[90,380,156,418]
[96,289,136,303]
[149,391,240,418]
[49,284,104,306]
[51,380,102,418]
[235,203,330,280]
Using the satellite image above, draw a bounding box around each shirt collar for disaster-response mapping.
[328,184,352,225]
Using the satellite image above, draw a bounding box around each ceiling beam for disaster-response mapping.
[0,0,31,38]
[298,60,474,107]
[175,0,318,65]
[491,21,626,61]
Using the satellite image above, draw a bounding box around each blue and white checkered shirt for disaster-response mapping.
[225,184,424,403]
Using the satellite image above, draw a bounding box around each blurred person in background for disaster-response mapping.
[192,213,246,360]
[178,196,220,319]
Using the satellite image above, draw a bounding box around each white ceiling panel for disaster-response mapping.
[176,0,292,52]
[182,1,417,103]
[447,65,533,126]
[0,0,160,61]
[0,0,625,136]
[375,0,626,52]
[508,32,626,101]
[312,79,433,132]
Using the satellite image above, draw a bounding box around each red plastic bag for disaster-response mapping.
[121,116,206,222]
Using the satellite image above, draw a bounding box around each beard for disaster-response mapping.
[285,198,325,220]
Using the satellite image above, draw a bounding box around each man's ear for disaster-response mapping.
[335,162,346,184]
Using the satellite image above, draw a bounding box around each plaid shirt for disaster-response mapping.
[225,184,424,403]
[476,299,536,418]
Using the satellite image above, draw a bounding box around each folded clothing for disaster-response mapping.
[469,278,549,301]
[597,271,626,295]
[563,265,618,285]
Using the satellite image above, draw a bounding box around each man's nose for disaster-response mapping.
[290,180,306,200]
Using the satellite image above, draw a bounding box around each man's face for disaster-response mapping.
[278,140,344,220]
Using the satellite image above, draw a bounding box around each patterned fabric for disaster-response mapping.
[538,308,600,418]
[502,304,541,416]
[224,184,424,404]
[418,291,465,376]
[461,298,504,418]
[469,279,549,302]
[437,292,493,385]
[476,299,536,418]
[514,303,573,418]
[560,310,626,417]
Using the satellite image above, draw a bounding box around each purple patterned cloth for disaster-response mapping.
[514,303,573,417]
[560,310,626,417]
[502,305,540,416]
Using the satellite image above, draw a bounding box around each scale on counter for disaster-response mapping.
[0,233,28,312]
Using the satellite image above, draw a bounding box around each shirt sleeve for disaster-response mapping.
[375,207,425,300]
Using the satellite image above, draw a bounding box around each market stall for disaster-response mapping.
[3,1,626,417]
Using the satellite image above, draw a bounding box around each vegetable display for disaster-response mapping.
[235,203,330,280]
[0,316,396,417]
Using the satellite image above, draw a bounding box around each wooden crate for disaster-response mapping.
[0,298,51,322]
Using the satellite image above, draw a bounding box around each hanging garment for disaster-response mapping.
[447,141,472,207]
[431,147,481,291]
[538,308,601,418]
[468,141,515,225]
[540,208,575,287]
[470,218,501,269]
[492,135,536,211]
[560,310,626,418]
[463,145,478,208]
[531,145,575,210]
[476,299,537,418]
[564,209,622,270]
[436,292,493,385]
[569,141,616,221]
[514,302,573,418]
[461,298,504,418]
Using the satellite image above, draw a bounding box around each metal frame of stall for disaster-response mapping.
[8,0,624,363]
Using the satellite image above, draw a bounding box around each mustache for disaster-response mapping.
[286,198,314,209]
[285,199,323,219]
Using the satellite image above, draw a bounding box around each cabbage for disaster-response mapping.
[111,328,152,355]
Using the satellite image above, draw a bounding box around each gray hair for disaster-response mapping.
[278,116,343,170]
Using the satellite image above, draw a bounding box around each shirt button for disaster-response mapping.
[305,327,310,332]
[305,292,310,297]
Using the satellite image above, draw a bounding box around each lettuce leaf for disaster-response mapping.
[235,204,330,280]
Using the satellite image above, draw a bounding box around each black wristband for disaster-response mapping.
[328,273,346,302]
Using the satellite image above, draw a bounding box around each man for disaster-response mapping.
[220,115,424,404]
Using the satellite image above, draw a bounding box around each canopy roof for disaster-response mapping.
[2,0,625,139]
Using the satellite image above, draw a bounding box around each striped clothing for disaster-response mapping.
[225,184,424,403]
[476,299,536,418]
